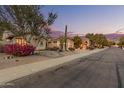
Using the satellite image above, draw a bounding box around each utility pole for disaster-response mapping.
[65,25,67,51]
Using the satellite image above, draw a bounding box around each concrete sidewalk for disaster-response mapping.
[0,48,107,85]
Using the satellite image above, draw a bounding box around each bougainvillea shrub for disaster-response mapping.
[3,44,35,56]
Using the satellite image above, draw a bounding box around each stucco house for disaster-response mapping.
[2,31,74,51]
[2,31,47,50]
[47,38,74,50]
[47,38,60,49]
[47,31,74,50]
[80,38,90,49]
[25,35,47,50]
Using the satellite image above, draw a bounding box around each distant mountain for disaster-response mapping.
[50,31,124,42]
[104,32,124,42]
[50,31,64,38]
[50,31,82,38]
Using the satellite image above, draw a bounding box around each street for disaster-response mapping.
[2,47,124,88]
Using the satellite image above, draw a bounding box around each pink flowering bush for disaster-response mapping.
[3,44,35,56]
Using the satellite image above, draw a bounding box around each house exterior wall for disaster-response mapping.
[47,39,74,50]
[2,31,47,50]
[24,35,47,50]
[35,40,46,50]
[67,39,74,49]
[47,40,60,48]
[2,31,74,51]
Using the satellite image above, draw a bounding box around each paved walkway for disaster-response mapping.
[0,48,107,85]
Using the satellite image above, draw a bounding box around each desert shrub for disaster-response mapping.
[3,44,35,56]
[68,47,75,51]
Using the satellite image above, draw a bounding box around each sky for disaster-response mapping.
[42,5,124,35]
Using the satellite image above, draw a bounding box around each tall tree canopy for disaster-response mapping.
[94,34,108,48]
[86,33,95,46]
[118,36,124,48]
[73,35,82,49]
[86,33,108,48]
[0,5,57,45]
[108,40,115,47]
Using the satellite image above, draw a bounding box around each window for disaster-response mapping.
[53,41,57,43]
[16,37,27,45]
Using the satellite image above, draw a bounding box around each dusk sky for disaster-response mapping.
[43,6,124,35]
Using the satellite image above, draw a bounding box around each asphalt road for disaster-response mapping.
[2,47,124,88]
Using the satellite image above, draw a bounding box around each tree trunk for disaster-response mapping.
[65,25,67,51]
[45,40,48,50]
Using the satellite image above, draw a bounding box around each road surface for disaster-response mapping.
[2,47,124,88]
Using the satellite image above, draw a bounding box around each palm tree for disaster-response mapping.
[59,36,65,50]
[64,25,67,51]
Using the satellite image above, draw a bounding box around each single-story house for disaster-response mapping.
[47,38,60,49]
[2,31,47,50]
[47,38,74,50]
[2,31,74,51]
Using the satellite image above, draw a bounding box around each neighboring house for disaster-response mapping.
[14,37,27,45]
[48,31,74,50]
[15,36,47,50]
[47,38,74,50]
[2,31,47,50]
[47,38,60,48]
[3,31,28,45]
[66,38,74,49]
[80,38,90,49]
[25,35,47,50]
[2,30,74,51]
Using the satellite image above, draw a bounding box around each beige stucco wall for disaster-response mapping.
[47,39,74,50]
[2,31,74,50]
[2,32,47,50]
[67,39,74,49]
[47,40,60,48]
[27,36,46,50]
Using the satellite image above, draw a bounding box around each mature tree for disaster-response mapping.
[86,33,95,47]
[94,34,108,48]
[73,35,82,49]
[0,5,57,47]
[86,33,108,48]
[64,25,67,51]
[118,36,124,48]
[107,40,115,47]
[59,25,68,51]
